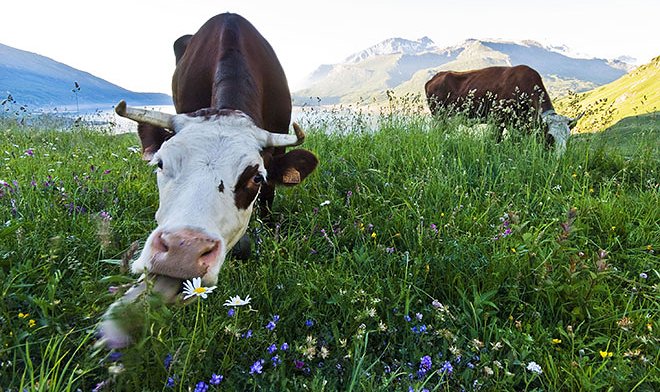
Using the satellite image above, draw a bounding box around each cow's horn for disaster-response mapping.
[568,111,585,129]
[115,100,174,130]
[261,122,306,147]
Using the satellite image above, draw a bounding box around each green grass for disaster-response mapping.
[0,104,658,391]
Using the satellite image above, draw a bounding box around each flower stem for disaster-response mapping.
[180,299,201,392]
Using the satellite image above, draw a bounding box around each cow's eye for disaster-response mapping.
[156,159,164,170]
[253,174,264,184]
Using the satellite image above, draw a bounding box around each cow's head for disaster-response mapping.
[115,100,317,295]
[542,110,584,154]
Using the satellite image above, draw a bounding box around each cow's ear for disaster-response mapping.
[268,149,318,186]
[138,124,174,161]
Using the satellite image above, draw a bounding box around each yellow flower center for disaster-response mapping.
[194,287,207,294]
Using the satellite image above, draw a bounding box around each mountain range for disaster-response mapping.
[0,43,171,111]
[293,38,633,105]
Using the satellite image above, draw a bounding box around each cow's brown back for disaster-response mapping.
[172,13,291,135]
[425,65,554,119]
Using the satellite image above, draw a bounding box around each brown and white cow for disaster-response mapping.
[425,65,582,153]
[99,13,318,348]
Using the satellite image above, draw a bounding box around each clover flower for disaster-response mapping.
[223,294,251,307]
[182,277,216,300]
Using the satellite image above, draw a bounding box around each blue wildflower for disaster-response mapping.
[305,319,314,327]
[209,373,223,385]
[193,381,208,392]
[281,342,289,351]
[440,360,453,374]
[271,355,281,366]
[404,314,412,322]
[250,359,265,375]
[165,377,175,388]
[273,314,280,322]
[227,308,235,317]
[108,351,122,362]
[267,344,277,354]
[164,353,172,370]
[420,355,432,371]
[242,329,253,339]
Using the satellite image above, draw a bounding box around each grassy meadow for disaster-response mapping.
[0,99,658,391]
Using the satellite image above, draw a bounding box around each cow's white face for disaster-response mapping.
[132,113,271,286]
[542,111,576,154]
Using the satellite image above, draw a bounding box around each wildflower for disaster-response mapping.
[164,353,172,370]
[108,352,122,362]
[266,320,277,331]
[371,232,377,239]
[440,361,453,374]
[267,344,277,354]
[639,272,648,279]
[108,363,125,375]
[552,338,562,344]
[483,366,494,376]
[320,346,330,359]
[386,247,395,254]
[182,277,216,300]
[99,211,112,221]
[526,361,543,374]
[305,319,314,327]
[404,314,412,322]
[24,149,34,157]
[227,308,235,317]
[599,350,613,359]
[223,294,251,307]
[242,329,253,339]
[294,360,305,369]
[320,200,330,207]
[420,355,432,371]
[511,247,516,253]
[193,381,208,392]
[18,312,29,319]
[28,319,36,328]
[617,317,633,331]
[249,359,265,375]
[281,342,289,351]
[415,313,423,321]
[271,355,282,366]
[209,374,223,385]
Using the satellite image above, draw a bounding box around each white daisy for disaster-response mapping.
[182,277,216,300]
[223,294,252,307]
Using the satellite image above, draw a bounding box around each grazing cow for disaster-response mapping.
[99,13,318,348]
[425,65,581,153]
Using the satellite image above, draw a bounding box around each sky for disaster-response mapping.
[2,0,659,94]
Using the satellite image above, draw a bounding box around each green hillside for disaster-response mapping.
[557,56,660,132]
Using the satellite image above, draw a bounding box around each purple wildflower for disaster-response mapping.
[227,308,235,317]
[271,355,281,366]
[99,211,112,221]
[193,381,208,392]
[249,359,265,375]
[266,321,276,331]
[386,247,395,254]
[267,344,277,354]
[24,149,34,157]
[165,377,175,387]
[440,360,453,374]
[420,355,432,371]
[92,381,106,392]
[305,319,314,327]
[243,329,253,339]
[281,342,289,351]
[108,351,122,362]
[294,360,305,369]
[404,314,412,322]
[103,169,111,174]
[430,223,438,234]
[164,353,172,370]
[209,373,223,385]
